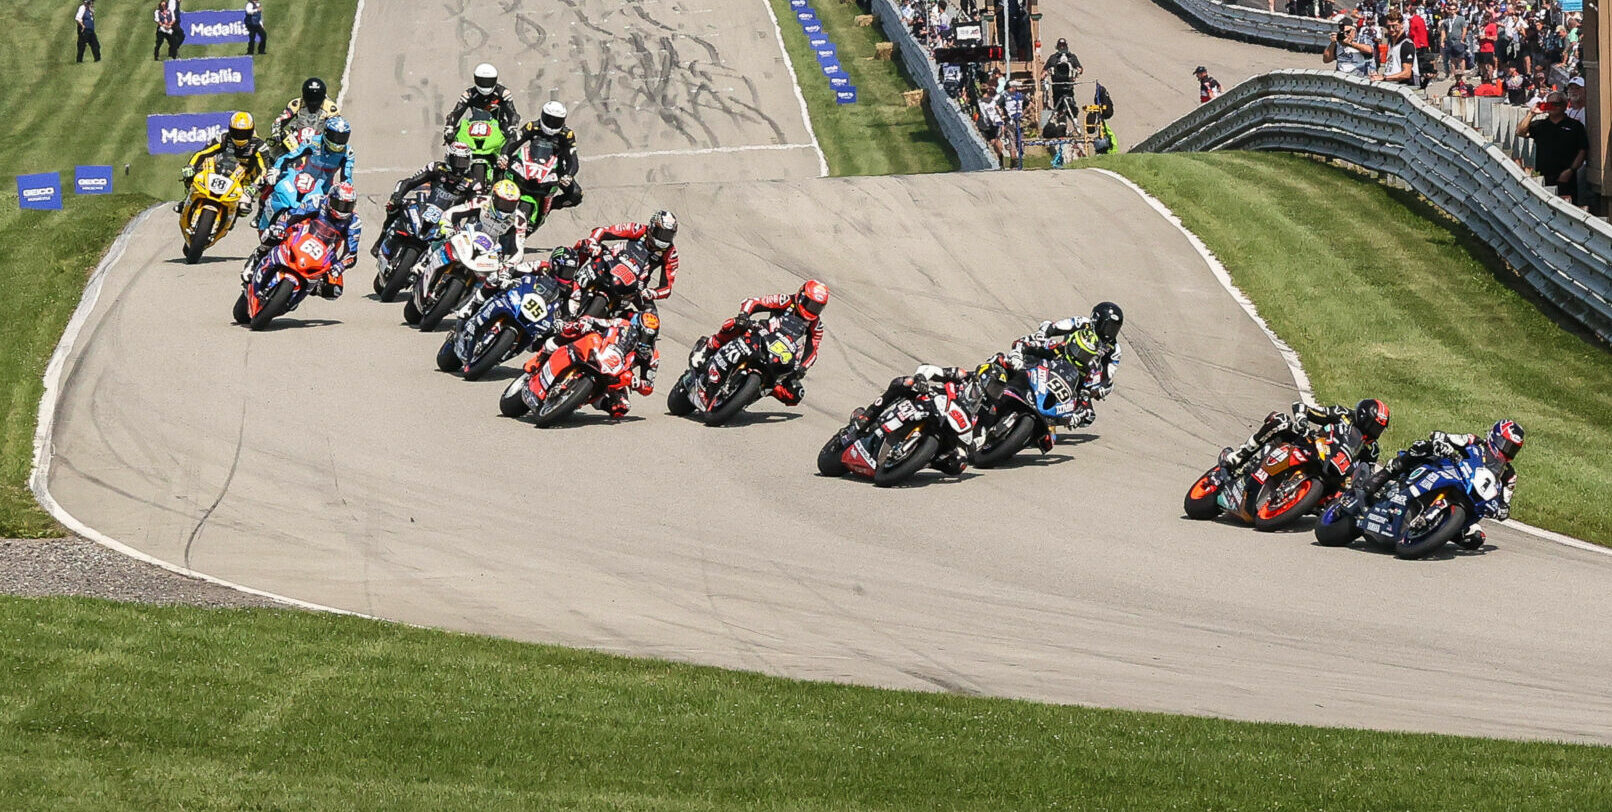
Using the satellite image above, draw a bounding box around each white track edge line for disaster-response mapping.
[585,143,819,161]
[759,0,830,178]
[1087,167,1611,559]
[335,0,366,109]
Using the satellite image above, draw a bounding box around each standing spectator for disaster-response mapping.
[1439,4,1469,78]
[1516,90,1588,199]
[1372,11,1421,86]
[1044,38,1083,116]
[245,1,267,55]
[934,1,954,43]
[75,0,101,63]
[1408,3,1430,65]
[1003,80,1027,169]
[154,0,177,60]
[1564,75,1586,124]
[1326,16,1374,78]
[167,0,186,56]
[1477,12,1498,80]
[1503,65,1528,103]
[1194,66,1223,103]
[977,84,1007,167]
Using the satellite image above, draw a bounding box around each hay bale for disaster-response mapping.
[902,89,925,107]
[875,41,894,60]
[856,14,874,25]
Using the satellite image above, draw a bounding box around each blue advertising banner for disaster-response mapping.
[795,10,818,23]
[147,111,235,155]
[165,56,255,96]
[815,45,838,61]
[818,57,842,75]
[183,9,250,45]
[835,88,859,105]
[828,73,853,90]
[17,172,63,210]
[807,34,830,49]
[74,165,114,195]
[1562,0,1581,9]
[802,21,823,34]
[789,0,809,7]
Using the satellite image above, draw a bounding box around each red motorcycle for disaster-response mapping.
[232,218,343,331]
[574,242,651,317]
[497,312,657,427]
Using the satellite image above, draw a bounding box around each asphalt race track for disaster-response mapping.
[43,0,1612,744]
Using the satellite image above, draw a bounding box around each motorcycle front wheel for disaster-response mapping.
[436,336,461,372]
[704,373,762,427]
[1395,497,1466,560]
[1313,504,1360,546]
[873,428,939,487]
[974,411,1037,468]
[817,432,851,477]
[379,244,420,303]
[185,207,217,264]
[463,324,519,381]
[418,277,467,332]
[531,372,596,428]
[248,281,294,331]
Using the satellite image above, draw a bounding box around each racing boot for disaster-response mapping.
[772,376,804,406]
[935,448,968,477]
[1455,524,1486,550]
[601,390,631,418]
[1037,428,1056,453]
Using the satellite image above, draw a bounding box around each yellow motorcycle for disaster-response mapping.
[179,154,251,264]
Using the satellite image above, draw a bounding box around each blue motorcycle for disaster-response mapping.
[436,273,567,380]
[1314,445,1501,559]
[972,356,1086,467]
[255,170,326,233]
[373,185,463,304]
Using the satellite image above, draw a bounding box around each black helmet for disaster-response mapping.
[1090,301,1123,342]
[1057,37,1069,51]
[1353,398,1390,441]
[445,142,472,175]
[301,77,328,109]
[548,246,580,282]
[648,210,678,250]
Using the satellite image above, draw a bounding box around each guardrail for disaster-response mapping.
[870,0,999,170]
[1153,0,1333,51]
[1134,69,1612,345]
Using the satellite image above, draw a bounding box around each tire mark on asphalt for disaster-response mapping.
[183,346,251,571]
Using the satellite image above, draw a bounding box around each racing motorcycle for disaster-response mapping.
[256,170,325,233]
[666,312,810,426]
[405,222,503,332]
[1313,444,1499,559]
[573,241,651,317]
[498,313,655,427]
[373,183,462,303]
[972,355,1087,468]
[179,153,251,264]
[1183,422,1368,531]
[454,110,507,185]
[817,377,983,487]
[231,217,342,331]
[500,139,565,235]
[437,273,567,380]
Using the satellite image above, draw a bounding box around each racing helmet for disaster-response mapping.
[647,210,678,250]
[914,363,944,381]
[1056,37,1069,51]
[301,77,328,110]
[445,142,473,175]
[324,182,357,221]
[1353,398,1390,441]
[548,246,581,283]
[473,63,499,95]
[485,179,520,222]
[1090,301,1124,342]
[1488,420,1524,462]
[796,279,830,320]
[321,116,351,154]
[633,310,661,339]
[539,101,568,136]
[227,111,255,152]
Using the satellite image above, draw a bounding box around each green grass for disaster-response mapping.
[0,0,359,201]
[2,595,1608,810]
[0,1,357,537]
[1092,151,1612,544]
[768,0,958,175]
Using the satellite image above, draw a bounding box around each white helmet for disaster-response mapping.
[539,101,568,136]
[914,364,944,381]
[473,63,498,95]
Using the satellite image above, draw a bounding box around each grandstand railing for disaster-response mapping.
[871,0,1000,170]
[1134,69,1612,345]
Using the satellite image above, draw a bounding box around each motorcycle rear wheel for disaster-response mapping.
[704,373,762,427]
[1395,499,1467,560]
[975,412,1037,468]
[418,277,467,332]
[499,374,531,417]
[531,373,596,428]
[379,245,420,303]
[248,282,294,331]
[873,431,939,488]
[463,326,518,381]
[184,207,216,265]
[1183,468,1223,520]
[1252,471,1325,532]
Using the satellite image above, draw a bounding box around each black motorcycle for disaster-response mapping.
[667,312,810,426]
[372,184,463,303]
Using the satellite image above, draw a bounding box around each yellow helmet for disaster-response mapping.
[486,179,521,220]
[228,112,255,150]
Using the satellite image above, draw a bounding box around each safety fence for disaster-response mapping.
[870,0,999,170]
[1134,69,1612,345]
[1153,0,1333,51]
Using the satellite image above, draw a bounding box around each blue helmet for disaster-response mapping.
[322,116,351,154]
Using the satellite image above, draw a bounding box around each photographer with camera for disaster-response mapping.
[1517,89,1588,201]
[1324,15,1374,78]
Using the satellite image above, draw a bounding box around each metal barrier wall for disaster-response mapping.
[1153,0,1333,51]
[870,0,999,170]
[1135,69,1612,344]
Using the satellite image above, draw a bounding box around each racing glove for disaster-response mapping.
[1430,433,1459,458]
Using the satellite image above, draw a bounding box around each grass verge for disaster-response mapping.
[2,595,1608,810]
[1091,151,1612,544]
[767,0,958,175]
[0,0,359,200]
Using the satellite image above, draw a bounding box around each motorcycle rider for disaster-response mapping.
[423,180,528,314]
[465,245,582,320]
[1344,420,1523,546]
[850,364,983,476]
[244,182,361,300]
[532,310,661,416]
[574,210,680,393]
[1220,398,1391,478]
[176,111,267,214]
[501,100,583,213]
[1001,302,1124,430]
[269,77,341,159]
[443,63,521,143]
[688,280,829,406]
[371,142,484,258]
[269,116,355,197]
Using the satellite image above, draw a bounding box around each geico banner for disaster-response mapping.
[165,56,255,96]
[147,111,236,155]
[75,165,114,195]
[17,172,63,211]
[183,9,250,45]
